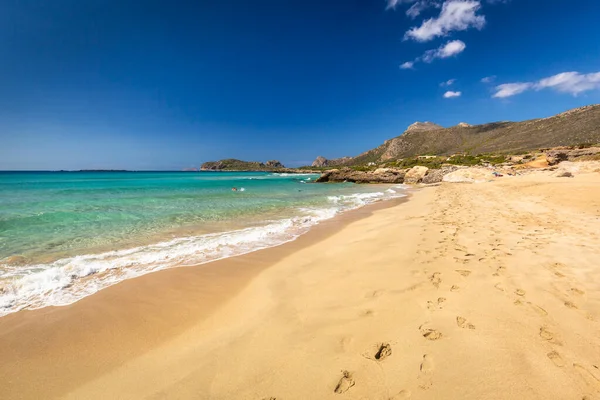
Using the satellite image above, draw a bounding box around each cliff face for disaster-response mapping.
[314,104,600,166]
[200,159,285,171]
[311,156,353,167]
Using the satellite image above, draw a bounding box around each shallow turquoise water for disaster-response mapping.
[0,171,406,315]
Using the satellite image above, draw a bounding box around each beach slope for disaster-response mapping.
[2,172,600,399]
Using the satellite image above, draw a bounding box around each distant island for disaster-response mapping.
[200,159,319,173]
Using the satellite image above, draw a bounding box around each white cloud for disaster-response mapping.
[481,75,496,83]
[404,0,485,42]
[492,83,532,98]
[493,71,600,98]
[440,78,456,86]
[399,40,466,70]
[535,71,600,95]
[444,90,462,98]
[405,1,441,18]
[421,40,466,63]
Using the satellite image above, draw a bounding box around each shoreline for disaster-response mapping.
[0,191,413,399]
[0,175,407,317]
[2,171,600,399]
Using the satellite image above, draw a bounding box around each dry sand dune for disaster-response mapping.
[1,171,600,399]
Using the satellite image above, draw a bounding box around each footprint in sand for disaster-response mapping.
[455,270,472,277]
[547,351,565,367]
[570,288,585,295]
[515,289,526,296]
[492,266,506,277]
[429,272,442,288]
[564,301,578,309]
[456,316,476,330]
[418,354,434,390]
[494,283,505,292]
[334,370,355,394]
[375,343,392,361]
[539,326,554,341]
[419,325,443,341]
[450,285,460,292]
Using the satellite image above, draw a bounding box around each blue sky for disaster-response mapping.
[1,0,599,170]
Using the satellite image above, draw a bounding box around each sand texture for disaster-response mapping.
[1,171,600,399]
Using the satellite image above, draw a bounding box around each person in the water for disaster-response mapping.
[231,187,237,191]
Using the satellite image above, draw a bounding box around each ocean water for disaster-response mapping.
[0,171,406,316]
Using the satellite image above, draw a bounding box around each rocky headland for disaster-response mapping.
[200,159,319,173]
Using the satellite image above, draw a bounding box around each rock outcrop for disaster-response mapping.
[406,121,444,132]
[421,166,460,184]
[265,160,284,168]
[311,156,353,167]
[315,168,406,184]
[545,147,600,165]
[403,166,429,184]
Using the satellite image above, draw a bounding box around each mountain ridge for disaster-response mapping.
[313,104,600,167]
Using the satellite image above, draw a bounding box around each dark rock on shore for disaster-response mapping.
[315,168,406,183]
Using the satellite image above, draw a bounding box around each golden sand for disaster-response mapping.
[1,172,600,399]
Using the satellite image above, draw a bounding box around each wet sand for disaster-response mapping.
[2,172,600,399]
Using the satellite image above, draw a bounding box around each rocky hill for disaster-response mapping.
[311,156,353,167]
[201,159,286,171]
[313,105,600,166]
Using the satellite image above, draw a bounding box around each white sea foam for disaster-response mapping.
[0,186,406,317]
[271,173,318,177]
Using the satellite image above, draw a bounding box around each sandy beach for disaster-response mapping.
[2,171,600,399]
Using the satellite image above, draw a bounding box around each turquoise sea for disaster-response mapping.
[0,171,406,316]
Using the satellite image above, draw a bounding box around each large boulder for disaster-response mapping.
[421,166,460,184]
[315,168,406,184]
[403,166,429,184]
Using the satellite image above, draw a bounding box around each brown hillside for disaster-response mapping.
[320,104,600,166]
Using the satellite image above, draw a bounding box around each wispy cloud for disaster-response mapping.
[421,40,466,62]
[493,71,600,98]
[404,1,485,42]
[492,83,532,98]
[536,72,600,95]
[481,75,496,83]
[443,90,462,98]
[440,78,456,87]
[400,39,466,69]
[405,1,441,18]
